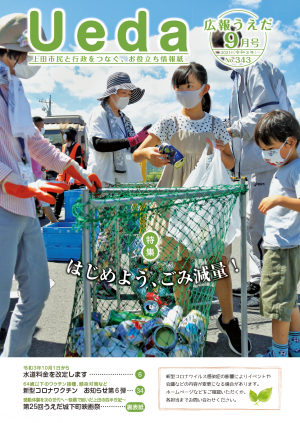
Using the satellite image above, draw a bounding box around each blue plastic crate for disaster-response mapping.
[64,189,82,222]
[42,222,82,262]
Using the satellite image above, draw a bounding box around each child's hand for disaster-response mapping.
[205,138,225,151]
[145,147,170,167]
[215,140,225,151]
[205,138,214,151]
[258,196,280,214]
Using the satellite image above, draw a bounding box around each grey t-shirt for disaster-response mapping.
[263,158,300,249]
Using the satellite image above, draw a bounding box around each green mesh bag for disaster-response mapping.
[65,183,247,358]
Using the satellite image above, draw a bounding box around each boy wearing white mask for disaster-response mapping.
[255,110,300,358]
[133,62,251,356]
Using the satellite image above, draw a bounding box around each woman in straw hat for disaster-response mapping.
[0,13,101,357]
[87,72,151,186]
[86,72,152,299]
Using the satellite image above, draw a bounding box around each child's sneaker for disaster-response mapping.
[96,281,117,300]
[289,336,300,357]
[216,314,252,355]
[257,346,288,357]
[257,347,276,357]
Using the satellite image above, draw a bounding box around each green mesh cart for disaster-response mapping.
[65,180,248,358]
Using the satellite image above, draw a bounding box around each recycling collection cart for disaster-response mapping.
[65,181,248,358]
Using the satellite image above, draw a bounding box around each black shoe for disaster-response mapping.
[96,281,117,300]
[245,292,260,309]
[216,314,252,355]
[232,282,260,297]
[0,328,7,349]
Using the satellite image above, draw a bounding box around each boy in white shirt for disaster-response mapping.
[254,110,300,357]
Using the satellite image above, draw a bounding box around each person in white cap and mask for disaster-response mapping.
[0,13,101,357]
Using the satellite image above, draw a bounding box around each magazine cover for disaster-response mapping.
[0,1,299,421]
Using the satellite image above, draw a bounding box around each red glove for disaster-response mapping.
[2,172,69,205]
[128,124,152,148]
[63,160,102,193]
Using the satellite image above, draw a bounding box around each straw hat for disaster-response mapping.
[0,13,46,52]
[98,72,145,104]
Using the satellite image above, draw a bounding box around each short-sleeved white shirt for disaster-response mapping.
[149,111,232,145]
[86,105,142,185]
[263,158,300,249]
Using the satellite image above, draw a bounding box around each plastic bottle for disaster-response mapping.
[163,305,183,330]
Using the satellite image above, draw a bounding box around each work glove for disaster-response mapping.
[63,160,102,192]
[128,124,152,148]
[2,172,69,205]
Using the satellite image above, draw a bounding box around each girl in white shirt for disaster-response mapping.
[133,62,251,355]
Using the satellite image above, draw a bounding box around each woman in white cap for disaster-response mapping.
[0,13,101,357]
[87,72,151,187]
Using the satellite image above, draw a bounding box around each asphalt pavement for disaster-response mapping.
[3,195,300,358]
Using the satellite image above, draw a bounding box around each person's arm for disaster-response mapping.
[259,167,300,214]
[87,107,151,153]
[28,127,101,192]
[1,172,69,204]
[132,133,169,167]
[74,145,83,166]
[259,196,300,215]
[230,63,283,141]
[28,126,71,174]
[205,138,235,170]
[207,118,235,170]
[42,205,58,223]
[92,125,152,153]
[220,143,234,170]
[93,137,130,152]
[0,163,13,183]
[31,158,42,179]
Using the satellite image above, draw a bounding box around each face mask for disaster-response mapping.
[63,134,67,141]
[112,94,130,110]
[14,56,41,79]
[262,138,292,167]
[175,84,206,109]
[40,127,45,135]
[215,58,231,71]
